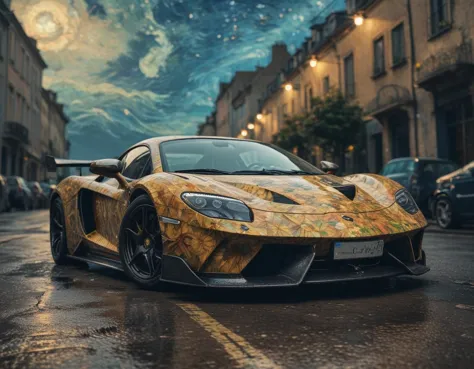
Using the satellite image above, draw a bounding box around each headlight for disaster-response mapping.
[181,193,253,222]
[395,188,419,214]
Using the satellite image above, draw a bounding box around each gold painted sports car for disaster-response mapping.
[47,136,429,288]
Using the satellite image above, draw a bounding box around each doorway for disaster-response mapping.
[389,110,410,158]
[440,95,474,165]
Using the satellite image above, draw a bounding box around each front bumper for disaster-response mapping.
[160,233,429,288]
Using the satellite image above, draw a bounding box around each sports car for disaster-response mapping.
[46,136,429,288]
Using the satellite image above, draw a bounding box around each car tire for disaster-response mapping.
[119,195,164,290]
[435,198,458,229]
[50,197,69,265]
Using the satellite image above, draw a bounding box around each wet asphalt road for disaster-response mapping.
[0,211,473,369]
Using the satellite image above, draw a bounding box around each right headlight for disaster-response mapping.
[181,193,253,222]
[395,188,419,214]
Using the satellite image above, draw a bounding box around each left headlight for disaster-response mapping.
[395,188,419,214]
[181,193,253,222]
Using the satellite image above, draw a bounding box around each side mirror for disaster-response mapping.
[90,159,130,191]
[320,161,339,175]
[90,159,123,177]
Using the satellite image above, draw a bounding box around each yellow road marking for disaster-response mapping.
[178,303,281,369]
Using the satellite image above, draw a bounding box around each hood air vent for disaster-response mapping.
[271,192,299,205]
[333,184,356,200]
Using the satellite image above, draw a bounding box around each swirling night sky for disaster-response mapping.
[11,0,342,159]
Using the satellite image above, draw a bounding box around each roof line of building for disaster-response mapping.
[0,2,48,69]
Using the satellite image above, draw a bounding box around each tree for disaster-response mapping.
[273,89,365,172]
[272,114,312,160]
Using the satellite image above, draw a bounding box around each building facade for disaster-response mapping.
[0,0,69,182]
[0,6,8,166]
[1,1,47,180]
[40,88,69,180]
[197,112,216,136]
[207,0,474,173]
[215,71,256,137]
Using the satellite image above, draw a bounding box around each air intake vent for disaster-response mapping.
[333,184,356,200]
[271,192,299,205]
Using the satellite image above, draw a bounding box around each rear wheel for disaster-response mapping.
[119,195,163,289]
[50,197,69,264]
[435,198,458,229]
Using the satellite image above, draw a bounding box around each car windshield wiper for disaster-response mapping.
[231,169,318,175]
[172,169,231,174]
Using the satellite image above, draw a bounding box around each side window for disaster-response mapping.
[121,146,152,180]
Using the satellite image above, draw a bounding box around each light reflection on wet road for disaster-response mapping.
[0,211,473,369]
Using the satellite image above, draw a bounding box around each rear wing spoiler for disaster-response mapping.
[45,155,92,172]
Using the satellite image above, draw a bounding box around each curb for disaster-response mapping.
[425,225,474,236]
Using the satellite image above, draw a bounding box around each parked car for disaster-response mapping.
[28,181,48,209]
[0,175,10,212]
[380,157,458,213]
[40,182,55,207]
[7,176,34,211]
[429,161,474,228]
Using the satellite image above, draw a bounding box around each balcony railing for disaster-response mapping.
[3,121,29,143]
[417,40,473,86]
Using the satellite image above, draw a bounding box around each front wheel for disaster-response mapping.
[435,198,458,229]
[50,197,69,264]
[119,195,163,289]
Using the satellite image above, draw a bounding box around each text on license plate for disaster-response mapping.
[333,240,384,260]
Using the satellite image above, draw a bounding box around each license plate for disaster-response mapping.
[333,240,384,260]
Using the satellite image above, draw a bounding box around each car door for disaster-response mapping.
[452,163,474,217]
[83,146,152,254]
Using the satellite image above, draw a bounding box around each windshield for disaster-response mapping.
[380,160,415,175]
[160,139,324,175]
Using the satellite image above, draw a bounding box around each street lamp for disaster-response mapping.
[256,113,263,121]
[247,123,255,130]
[353,14,364,26]
[284,83,293,91]
[309,57,317,68]
[241,129,248,137]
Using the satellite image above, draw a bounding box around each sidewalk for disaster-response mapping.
[425,219,474,236]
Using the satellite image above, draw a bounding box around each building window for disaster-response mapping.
[323,76,330,94]
[391,23,406,66]
[373,36,385,77]
[16,94,22,121]
[304,84,313,111]
[344,53,355,98]
[282,104,288,119]
[430,0,451,37]
[25,54,30,81]
[291,99,295,114]
[8,86,15,116]
[9,30,15,64]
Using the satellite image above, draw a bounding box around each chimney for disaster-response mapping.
[271,43,289,63]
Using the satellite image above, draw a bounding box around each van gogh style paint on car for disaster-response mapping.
[47,137,429,288]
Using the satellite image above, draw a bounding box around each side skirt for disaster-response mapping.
[67,255,124,271]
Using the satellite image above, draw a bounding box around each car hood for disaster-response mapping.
[169,173,398,215]
[384,173,411,187]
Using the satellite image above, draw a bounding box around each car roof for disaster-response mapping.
[386,157,455,163]
[132,135,257,148]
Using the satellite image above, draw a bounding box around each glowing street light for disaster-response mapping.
[354,14,364,26]
[285,83,293,91]
[309,57,317,68]
[241,129,248,137]
[247,123,255,130]
[256,113,263,120]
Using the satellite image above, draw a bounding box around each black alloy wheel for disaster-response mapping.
[50,197,69,264]
[120,195,163,289]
